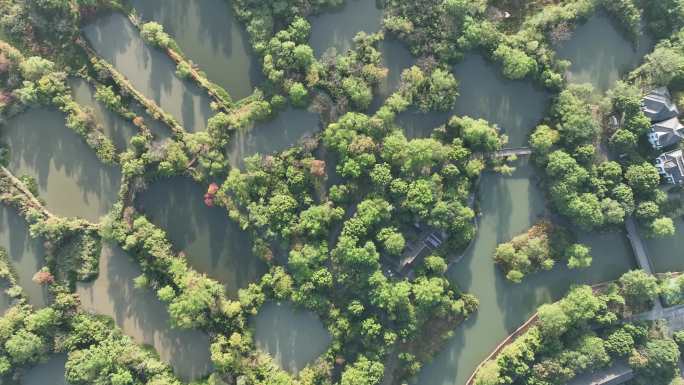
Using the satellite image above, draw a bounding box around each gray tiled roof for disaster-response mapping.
[643,87,679,123]
[651,116,684,148]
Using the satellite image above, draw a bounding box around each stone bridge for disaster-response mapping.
[492,147,533,158]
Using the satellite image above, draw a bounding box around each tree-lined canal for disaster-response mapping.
[0,205,47,308]
[5,4,670,385]
[83,13,214,132]
[128,0,263,101]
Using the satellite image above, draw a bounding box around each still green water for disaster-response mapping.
[309,0,383,58]
[555,13,653,92]
[0,205,47,308]
[397,54,550,148]
[21,354,68,385]
[83,13,214,132]
[645,217,684,273]
[2,108,121,222]
[226,106,321,169]
[135,176,267,297]
[69,77,138,151]
[252,301,331,374]
[129,0,263,101]
[412,161,636,385]
[77,243,212,380]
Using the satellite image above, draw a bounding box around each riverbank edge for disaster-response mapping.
[464,278,682,385]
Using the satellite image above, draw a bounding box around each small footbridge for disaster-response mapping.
[492,147,533,158]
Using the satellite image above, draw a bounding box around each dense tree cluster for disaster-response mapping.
[530,83,674,235]
[493,221,594,283]
[474,274,680,385]
[3,1,684,385]
[604,81,678,237]
[208,106,497,380]
[659,273,684,307]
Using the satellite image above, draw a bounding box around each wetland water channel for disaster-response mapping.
[6,5,667,385]
[2,108,121,222]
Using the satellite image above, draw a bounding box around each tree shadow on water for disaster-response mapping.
[78,243,213,381]
[135,176,266,297]
[3,108,121,221]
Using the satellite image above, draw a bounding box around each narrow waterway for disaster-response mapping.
[413,161,636,385]
[77,243,212,380]
[309,0,383,58]
[555,13,653,92]
[83,12,214,132]
[0,205,46,308]
[135,176,267,297]
[0,288,10,315]
[252,301,331,374]
[69,77,138,151]
[128,0,263,101]
[21,354,68,385]
[645,217,684,273]
[227,106,321,169]
[2,108,121,222]
[397,54,549,147]
[369,38,416,112]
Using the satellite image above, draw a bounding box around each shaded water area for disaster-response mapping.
[83,12,214,132]
[0,289,10,315]
[21,354,68,385]
[397,54,550,147]
[0,205,47,308]
[645,217,684,273]
[370,38,416,111]
[2,108,121,222]
[69,77,172,146]
[129,0,263,101]
[69,77,137,151]
[555,13,653,92]
[77,243,212,380]
[252,301,331,374]
[413,160,636,385]
[227,106,321,169]
[135,176,267,297]
[309,0,383,58]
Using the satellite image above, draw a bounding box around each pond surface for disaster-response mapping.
[77,243,212,381]
[2,108,121,222]
[227,106,321,169]
[0,289,10,315]
[83,12,214,132]
[0,205,47,308]
[69,77,138,151]
[129,0,263,101]
[135,176,267,297]
[370,38,416,111]
[21,354,68,385]
[555,13,653,92]
[397,54,550,147]
[413,160,636,385]
[309,0,383,58]
[645,217,684,273]
[252,301,331,374]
